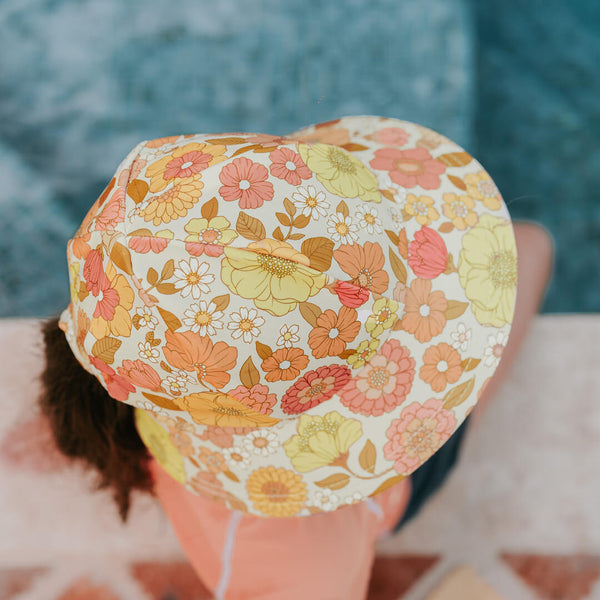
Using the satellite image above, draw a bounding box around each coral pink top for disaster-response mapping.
[149,457,411,600]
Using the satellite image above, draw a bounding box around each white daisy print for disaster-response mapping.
[327,213,359,244]
[138,341,160,363]
[451,322,472,353]
[173,257,214,299]
[182,301,224,336]
[135,306,159,330]
[291,185,330,220]
[242,430,280,456]
[355,204,383,234]
[223,446,251,470]
[227,307,265,343]
[313,489,341,512]
[345,492,365,505]
[276,323,300,348]
[388,206,404,228]
[133,400,168,417]
[165,373,189,396]
[484,330,508,367]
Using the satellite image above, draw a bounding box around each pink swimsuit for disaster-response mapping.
[149,457,411,600]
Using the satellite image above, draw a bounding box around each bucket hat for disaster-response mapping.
[59,115,517,517]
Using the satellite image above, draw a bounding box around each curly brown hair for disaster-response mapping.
[38,316,155,522]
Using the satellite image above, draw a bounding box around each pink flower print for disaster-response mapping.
[164,150,213,180]
[340,339,415,416]
[370,127,409,147]
[219,156,274,209]
[89,355,135,401]
[95,187,126,231]
[269,147,312,185]
[383,398,457,473]
[128,234,170,254]
[370,147,446,190]
[281,365,351,414]
[83,249,109,296]
[408,226,448,279]
[93,275,119,321]
[117,359,163,392]
[228,384,278,415]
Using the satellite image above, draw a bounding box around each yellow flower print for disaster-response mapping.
[405,194,440,226]
[221,239,326,316]
[442,193,479,230]
[247,466,307,517]
[68,261,81,303]
[134,408,186,484]
[458,214,517,327]
[464,171,502,210]
[142,180,204,226]
[184,215,238,254]
[173,392,280,427]
[347,338,380,369]
[297,143,382,203]
[365,297,399,338]
[284,410,362,472]
[145,142,227,193]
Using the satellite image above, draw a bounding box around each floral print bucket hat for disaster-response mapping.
[59,115,517,518]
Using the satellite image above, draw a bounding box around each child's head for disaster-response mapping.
[40,116,517,521]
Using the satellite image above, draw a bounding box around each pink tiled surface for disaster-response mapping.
[2,316,600,599]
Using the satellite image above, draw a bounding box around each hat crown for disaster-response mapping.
[68,123,410,421]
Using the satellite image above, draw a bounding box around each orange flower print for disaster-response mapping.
[117,359,163,392]
[269,147,312,185]
[145,142,227,193]
[288,122,351,147]
[197,425,259,449]
[144,135,180,149]
[308,306,361,358]
[419,343,463,392]
[247,466,307,517]
[333,242,389,294]
[71,235,91,260]
[401,279,448,343]
[197,446,227,474]
[262,347,309,382]
[141,180,204,226]
[369,147,446,190]
[75,308,91,361]
[281,365,351,414]
[340,339,415,416]
[383,398,457,473]
[162,329,237,388]
[175,392,279,427]
[228,384,277,415]
[219,156,274,209]
[156,415,195,457]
